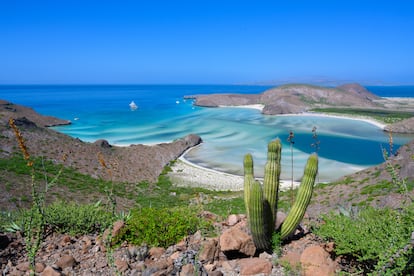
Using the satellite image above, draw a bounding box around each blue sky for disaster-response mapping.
[1,0,413,84]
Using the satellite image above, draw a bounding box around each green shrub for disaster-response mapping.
[44,201,114,235]
[117,206,212,248]
[314,205,414,275]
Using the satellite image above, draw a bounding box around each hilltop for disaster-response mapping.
[187,83,414,133]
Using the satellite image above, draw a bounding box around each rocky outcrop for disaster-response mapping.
[193,94,260,107]
[0,214,338,275]
[189,83,384,115]
[0,100,71,127]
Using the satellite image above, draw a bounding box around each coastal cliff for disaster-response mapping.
[0,100,202,184]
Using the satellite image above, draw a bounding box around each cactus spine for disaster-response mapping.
[244,139,318,251]
[280,153,318,239]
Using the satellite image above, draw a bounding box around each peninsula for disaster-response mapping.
[186,83,414,133]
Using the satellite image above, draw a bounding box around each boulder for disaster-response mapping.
[219,226,256,257]
[300,245,336,276]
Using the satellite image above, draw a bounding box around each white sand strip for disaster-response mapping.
[218,104,265,111]
[168,156,300,191]
[215,104,387,129]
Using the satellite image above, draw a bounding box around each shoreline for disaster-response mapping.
[166,105,389,190]
[113,104,390,190]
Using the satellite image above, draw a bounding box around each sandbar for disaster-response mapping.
[168,104,389,191]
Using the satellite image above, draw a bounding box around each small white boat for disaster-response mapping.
[129,101,138,110]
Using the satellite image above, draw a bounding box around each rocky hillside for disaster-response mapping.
[189,83,382,114]
[307,138,414,217]
[0,100,201,210]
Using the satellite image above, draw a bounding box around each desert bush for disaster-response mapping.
[314,205,414,275]
[117,206,213,248]
[44,201,114,235]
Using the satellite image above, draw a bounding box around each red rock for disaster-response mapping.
[180,264,195,276]
[112,220,125,238]
[219,226,256,256]
[280,251,301,269]
[198,238,219,263]
[35,262,46,273]
[16,261,30,272]
[227,214,239,226]
[324,242,335,253]
[239,257,272,275]
[41,266,63,276]
[149,247,166,260]
[55,254,76,269]
[300,245,336,276]
[59,235,72,246]
[114,258,129,273]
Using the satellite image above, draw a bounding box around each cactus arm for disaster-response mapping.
[248,180,272,250]
[280,154,318,240]
[263,139,282,227]
[243,153,255,220]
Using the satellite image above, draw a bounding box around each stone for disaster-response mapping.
[280,251,302,269]
[259,251,273,261]
[16,261,30,272]
[208,271,224,276]
[239,257,273,275]
[226,214,239,226]
[275,211,287,230]
[112,220,125,238]
[35,262,46,273]
[59,235,72,246]
[41,266,63,276]
[219,226,256,256]
[115,258,129,273]
[55,254,77,269]
[148,247,166,260]
[324,242,335,253]
[180,263,195,276]
[300,245,336,276]
[198,238,219,263]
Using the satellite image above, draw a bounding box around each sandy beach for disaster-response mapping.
[167,105,389,191]
[168,157,301,191]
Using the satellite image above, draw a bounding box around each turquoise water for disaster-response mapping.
[1,85,413,182]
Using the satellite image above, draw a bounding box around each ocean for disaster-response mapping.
[1,84,413,182]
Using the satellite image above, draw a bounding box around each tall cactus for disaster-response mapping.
[263,139,282,228]
[280,154,318,239]
[248,180,272,250]
[243,153,254,219]
[244,139,318,251]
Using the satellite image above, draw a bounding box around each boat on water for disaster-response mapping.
[129,101,138,110]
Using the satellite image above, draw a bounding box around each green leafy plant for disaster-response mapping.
[44,200,114,235]
[244,138,318,251]
[315,205,414,275]
[116,206,213,248]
